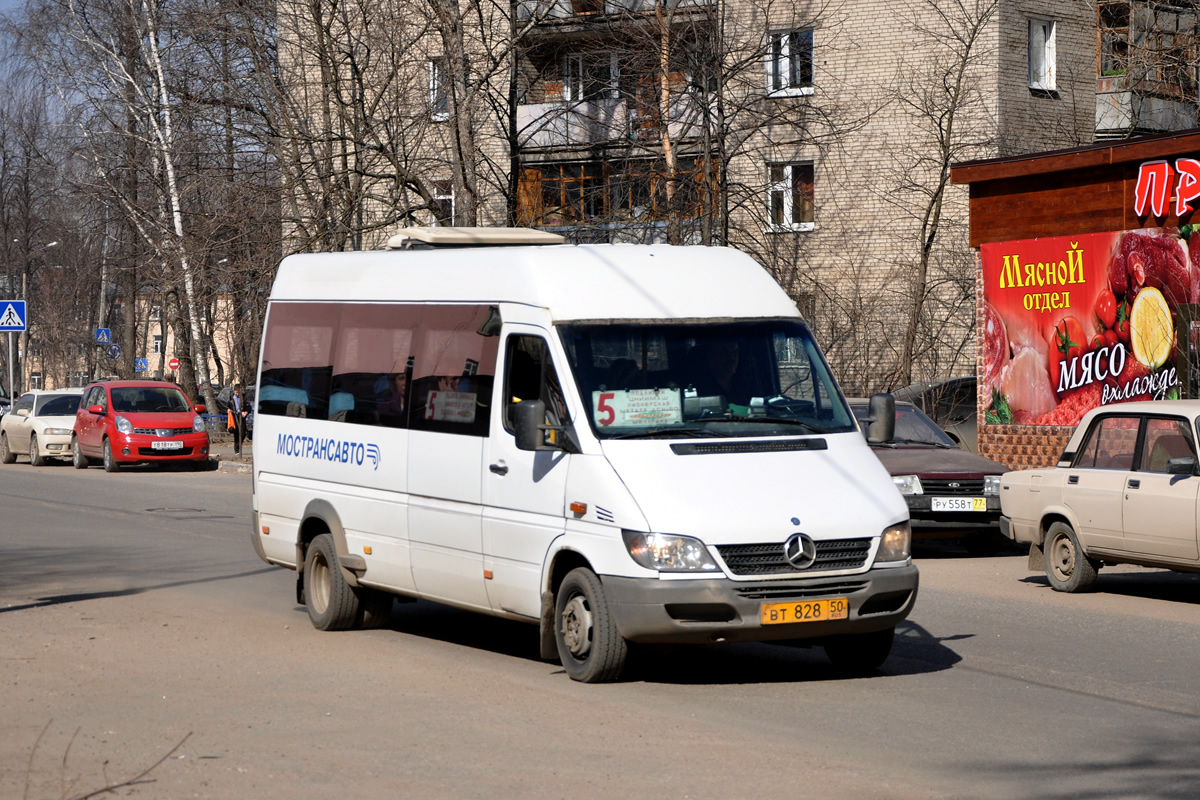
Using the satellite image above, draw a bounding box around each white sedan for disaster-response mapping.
[1000,400,1200,592]
[0,389,84,466]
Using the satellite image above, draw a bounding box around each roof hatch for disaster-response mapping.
[385,226,565,249]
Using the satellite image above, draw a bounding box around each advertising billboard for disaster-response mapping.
[981,226,1199,427]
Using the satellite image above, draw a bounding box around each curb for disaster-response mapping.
[214,457,253,474]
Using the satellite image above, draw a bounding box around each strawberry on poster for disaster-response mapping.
[980,225,1198,427]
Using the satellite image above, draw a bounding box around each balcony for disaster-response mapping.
[1095,75,1198,139]
[516,0,712,22]
[517,95,712,149]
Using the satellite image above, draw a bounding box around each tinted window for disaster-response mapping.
[110,387,191,413]
[504,335,569,434]
[35,394,80,416]
[1073,415,1139,470]
[259,303,337,419]
[1140,417,1195,473]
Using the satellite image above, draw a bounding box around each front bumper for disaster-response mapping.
[905,494,1001,525]
[111,432,210,462]
[36,432,74,456]
[602,564,919,644]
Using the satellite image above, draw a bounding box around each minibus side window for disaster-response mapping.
[330,304,417,428]
[503,335,569,432]
[407,305,499,437]
[258,303,336,418]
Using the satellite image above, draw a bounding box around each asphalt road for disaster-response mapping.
[4,461,1200,799]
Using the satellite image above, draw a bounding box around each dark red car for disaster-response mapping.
[72,380,210,472]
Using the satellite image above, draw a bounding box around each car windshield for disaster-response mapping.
[35,394,80,416]
[110,387,191,414]
[558,319,856,439]
[851,402,957,447]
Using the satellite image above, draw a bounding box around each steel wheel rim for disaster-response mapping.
[561,593,593,658]
[1050,533,1075,581]
[29,437,36,462]
[1,435,8,460]
[310,550,331,614]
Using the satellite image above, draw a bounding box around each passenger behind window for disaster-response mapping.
[601,358,642,390]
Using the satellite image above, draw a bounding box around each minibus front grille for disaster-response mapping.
[733,580,870,600]
[717,538,871,575]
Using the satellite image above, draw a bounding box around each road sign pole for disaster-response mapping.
[7,331,12,401]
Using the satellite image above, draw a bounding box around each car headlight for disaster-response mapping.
[893,475,923,495]
[622,531,719,572]
[193,415,205,432]
[984,475,1001,495]
[876,521,912,563]
[115,416,132,434]
[43,427,73,436]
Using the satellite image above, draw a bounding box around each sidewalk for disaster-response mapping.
[208,438,253,474]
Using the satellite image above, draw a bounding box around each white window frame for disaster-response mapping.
[429,58,450,122]
[766,162,815,233]
[562,52,619,103]
[432,180,455,226]
[29,373,42,390]
[1028,18,1056,92]
[153,334,163,355]
[765,29,814,97]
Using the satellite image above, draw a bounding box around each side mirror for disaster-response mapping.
[513,399,562,452]
[1168,456,1196,475]
[15,408,29,418]
[194,404,206,414]
[88,404,106,416]
[866,393,895,443]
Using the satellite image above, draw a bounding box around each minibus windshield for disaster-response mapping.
[559,319,856,439]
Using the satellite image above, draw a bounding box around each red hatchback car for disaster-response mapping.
[72,380,210,471]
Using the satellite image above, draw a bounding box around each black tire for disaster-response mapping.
[29,434,45,467]
[1044,521,1099,593]
[102,439,120,473]
[72,437,90,469]
[0,433,14,464]
[554,567,628,683]
[823,627,895,674]
[304,533,360,631]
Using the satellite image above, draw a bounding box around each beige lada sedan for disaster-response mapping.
[1000,400,1200,592]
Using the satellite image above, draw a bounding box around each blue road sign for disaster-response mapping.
[95,328,111,344]
[106,343,122,361]
[135,358,148,372]
[0,301,27,332]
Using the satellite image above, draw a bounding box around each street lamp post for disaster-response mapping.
[9,239,59,398]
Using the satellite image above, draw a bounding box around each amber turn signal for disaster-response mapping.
[569,502,587,515]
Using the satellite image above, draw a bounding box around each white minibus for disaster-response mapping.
[249,227,917,682]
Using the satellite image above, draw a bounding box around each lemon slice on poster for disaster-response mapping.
[1130,286,1173,369]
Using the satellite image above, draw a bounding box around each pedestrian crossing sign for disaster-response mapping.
[95,327,111,344]
[0,301,26,332]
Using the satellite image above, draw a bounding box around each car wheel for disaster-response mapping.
[823,627,895,674]
[72,437,89,469]
[1044,521,1099,593]
[554,567,628,683]
[29,434,45,467]
[304,533,360,631]
[0,432,14,465]
[102,439,120,473]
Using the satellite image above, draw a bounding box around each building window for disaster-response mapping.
[429,58,450,122]
[150,304,162,321]
[432,180,455,226]
[153,334,163,355]
[563,52,617,102]
[1098,2,1128,77]
[1029,19,1056,92]
[766,163,814,232]
[766,29,814,96]
[29,372,42,390]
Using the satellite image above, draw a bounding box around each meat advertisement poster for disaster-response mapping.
[981,226,1200,427]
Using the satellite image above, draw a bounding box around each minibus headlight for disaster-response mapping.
[115,415,132,434]
[193,415,205,433]
[876,522,912,563]
[622,531,719,572]
[893,475,922,495]
[984,475,1001,495]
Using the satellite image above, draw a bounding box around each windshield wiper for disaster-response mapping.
[890,437,956,448]
[607,426,729,439]
[721,416,824,433]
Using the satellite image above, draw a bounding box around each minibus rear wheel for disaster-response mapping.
[305,533,360,631]
[554,567,628,683]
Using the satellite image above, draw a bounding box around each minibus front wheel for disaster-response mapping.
[555,568,628,683]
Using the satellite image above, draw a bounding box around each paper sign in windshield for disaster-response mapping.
[425,390,477,424]
[593,389,681,427]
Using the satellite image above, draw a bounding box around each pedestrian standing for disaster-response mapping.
[232,383,248,455]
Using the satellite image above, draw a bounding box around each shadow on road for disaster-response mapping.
[345,600,968,685]
[1,567,278,613]
[1020,569,1200,605]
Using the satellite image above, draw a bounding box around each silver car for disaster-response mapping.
[1000,400,1200,592]
[0,389,84,466]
